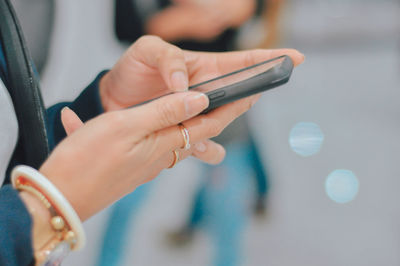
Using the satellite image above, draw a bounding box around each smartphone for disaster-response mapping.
[189,55,294,113]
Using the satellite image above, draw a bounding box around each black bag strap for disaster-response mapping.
[0,0,49,169]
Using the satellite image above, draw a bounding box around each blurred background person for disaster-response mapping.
[116,0,258,51]
[99,1,280,266]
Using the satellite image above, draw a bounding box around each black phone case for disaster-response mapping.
[189,55,294,114]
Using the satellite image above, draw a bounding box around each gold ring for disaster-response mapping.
[168,150,180,169]
[179,124,190,150]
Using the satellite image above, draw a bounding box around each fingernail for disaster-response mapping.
[171,71,188,91]
[195,141,207,153]
[216,143,226,156]
[61,106,70,114]
[184,93,209,116]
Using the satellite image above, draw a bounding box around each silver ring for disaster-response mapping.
[179,124,191,150]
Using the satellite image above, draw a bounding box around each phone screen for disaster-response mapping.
[189,56,286,93]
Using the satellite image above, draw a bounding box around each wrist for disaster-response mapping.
[19,191,54,250]
[12,165,86,264]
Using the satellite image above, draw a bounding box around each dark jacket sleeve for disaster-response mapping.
[0,185,33,266]
[0,71,107,265]
[46,71,106,149]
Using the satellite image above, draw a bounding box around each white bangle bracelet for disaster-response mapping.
[11,165,86,251]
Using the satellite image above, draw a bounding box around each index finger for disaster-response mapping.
[185,48,305,80]
[153,93,261,154]
[127,91,209,138]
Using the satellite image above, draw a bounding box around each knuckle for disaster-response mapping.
[150,40,184,68]
[244,50,257,68]
[244,49,265,68]
[157,47,178,67]
[136,35,162,46]
[165,45,184,59]
[131,35,162,53]
[107,112,126,128]
[156,101,179,127]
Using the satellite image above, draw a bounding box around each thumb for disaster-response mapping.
[131,36,189,92]
[61,107,84,135]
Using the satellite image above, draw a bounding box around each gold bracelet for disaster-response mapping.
[16,182,52,209]
[15,178,77,265]
[12,165,85,265]
[15,179,69,233]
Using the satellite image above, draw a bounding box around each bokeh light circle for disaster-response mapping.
[289,122,324,156]
[325,169,359,204]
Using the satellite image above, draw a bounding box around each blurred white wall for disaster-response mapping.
[40,0,126,106]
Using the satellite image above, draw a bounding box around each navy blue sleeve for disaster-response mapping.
[0,71,107,265]
[0,185,33,266]
[47,71,107,149]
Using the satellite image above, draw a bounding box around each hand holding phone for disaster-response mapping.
[132,55,294,113]
[189,55,294,113]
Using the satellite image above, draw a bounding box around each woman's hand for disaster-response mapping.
[41,36,304,221]
[146,5,230,42]
[99,36,304,111]
[202,0,257,28]
[41,87,255,220]
[41,91,207,220]
[147,0,256,41]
